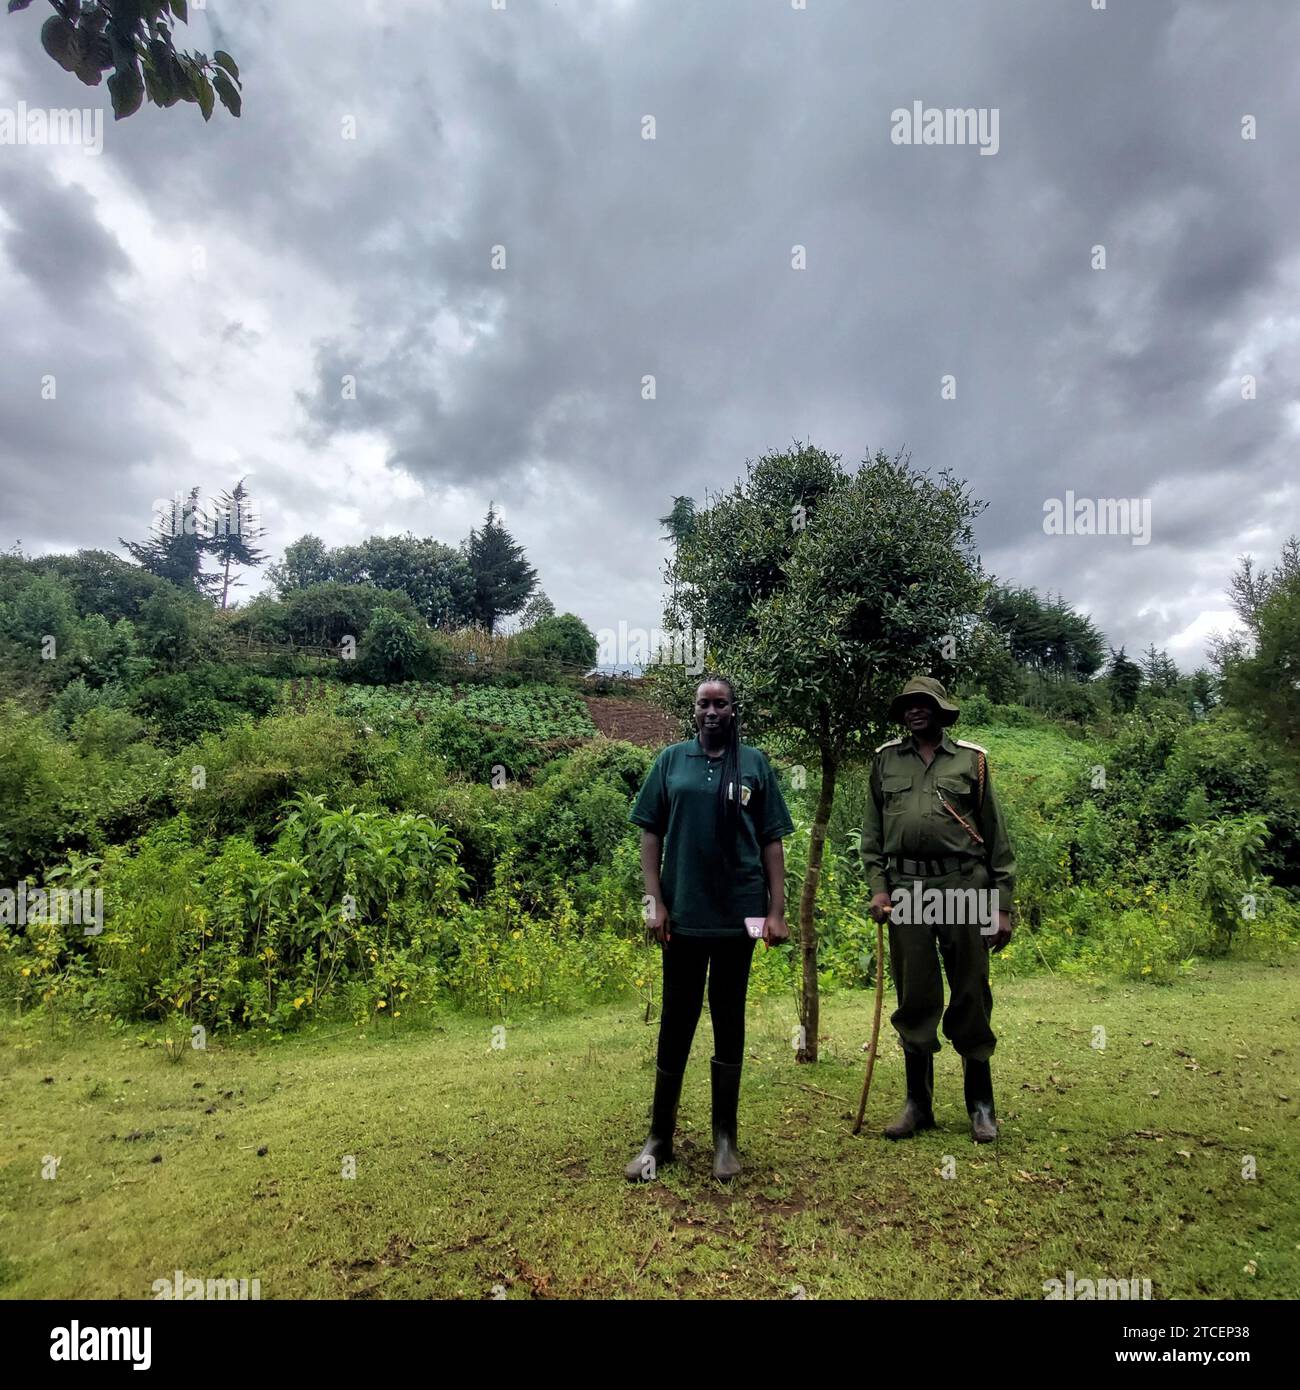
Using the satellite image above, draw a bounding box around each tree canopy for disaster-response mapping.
[463,505,538,635]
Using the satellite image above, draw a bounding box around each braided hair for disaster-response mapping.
[696,674,743,862]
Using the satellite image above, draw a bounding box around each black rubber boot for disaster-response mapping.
[884,1049,936,1139]
[963,1057,997,1143]
[710,1058,743,1181]
[625,1066,684,1181]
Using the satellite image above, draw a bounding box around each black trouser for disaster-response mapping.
[656,934,756,1073]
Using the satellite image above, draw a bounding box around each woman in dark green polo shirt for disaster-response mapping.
[624,675,795,1182]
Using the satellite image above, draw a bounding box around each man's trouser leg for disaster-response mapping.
[887,875,944,1056]
[882,876,943,1137]
[933,865,999,1141]
[934,865,997,1064]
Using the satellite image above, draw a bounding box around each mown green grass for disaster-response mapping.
[2,959,1296,1300]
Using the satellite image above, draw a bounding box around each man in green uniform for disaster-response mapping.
[859,677,1016,1143]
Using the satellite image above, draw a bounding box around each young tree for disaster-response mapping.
[519,591,556,628]
[1221,567,1300,753]
[1140,643,1180,691]
[9,0,242,122]
[208,478,267,610]
[463,504,537,635]
[1227,536,1300,635]
[266,535,333,595]
[1106,646,1143,711]
[666,445,986,1062]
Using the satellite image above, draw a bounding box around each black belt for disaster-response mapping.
[889,854,977,878]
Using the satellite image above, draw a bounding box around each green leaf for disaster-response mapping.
[213,69,241,117]
[213,49,239,81]
[40,14,79,73]
[8,1,37,14]
[107,65,144,120]
[169,0,188,21]
[194,68,214,120]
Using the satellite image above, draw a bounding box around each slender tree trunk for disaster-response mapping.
[797,745,837,1063]
[220,553,232,610]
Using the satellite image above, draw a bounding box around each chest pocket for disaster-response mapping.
[935,773,975,812]
[881,773,912,812]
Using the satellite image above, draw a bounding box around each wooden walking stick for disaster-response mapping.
[852,904,890,1135]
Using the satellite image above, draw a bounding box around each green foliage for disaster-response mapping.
[513,613,598,673]
[668,445,986,761]
[984,583,1106,682]
[232,581,422,652]
[1220,565,1300,753]
[335,680,595,745]
[358,606,431,683]
[12,0,243,122]
[180,710,370,839]
[1185,814,1269,955]
[134,585,223,670]
[441,868,639,1017]
[1106,646,1143,712]
[267,534,474,628]
[422,706,540,785]
[0,573,76,651]
[130,664,278,746]
[0,700,174,880]
[465,504,538,634]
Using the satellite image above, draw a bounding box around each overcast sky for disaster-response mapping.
[3,0,1297,668]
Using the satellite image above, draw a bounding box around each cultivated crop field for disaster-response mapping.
[284,680,598,742]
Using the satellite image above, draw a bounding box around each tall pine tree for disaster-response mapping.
[209,478,267,609]
[120,487,218,598]
[463,504,537,634]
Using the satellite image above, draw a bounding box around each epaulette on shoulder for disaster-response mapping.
[955,739,988,755]
[874,737,903,753]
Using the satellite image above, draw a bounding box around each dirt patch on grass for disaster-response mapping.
[583,697,678,749]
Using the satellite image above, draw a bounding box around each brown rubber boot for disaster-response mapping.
[884,1049,936,1139]
[963,1057,998,1143]
[625,1066,684,1181]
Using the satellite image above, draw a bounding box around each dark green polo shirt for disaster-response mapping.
[629,737,795,937]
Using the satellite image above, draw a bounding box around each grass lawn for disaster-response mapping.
[2,958,1297,1300]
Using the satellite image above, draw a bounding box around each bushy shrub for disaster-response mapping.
[180,710,372,839]
[0,702,83,879]
[358,606,441,682]
[422,706,542,784]
[130,665,279,746]
[512,612,597,674]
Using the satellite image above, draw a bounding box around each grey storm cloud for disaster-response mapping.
[2,0,1298,664]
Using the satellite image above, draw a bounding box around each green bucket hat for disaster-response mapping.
[889,676,959,726]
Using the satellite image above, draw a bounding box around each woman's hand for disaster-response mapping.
[648,903,672,945]
[762,912,790,947]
